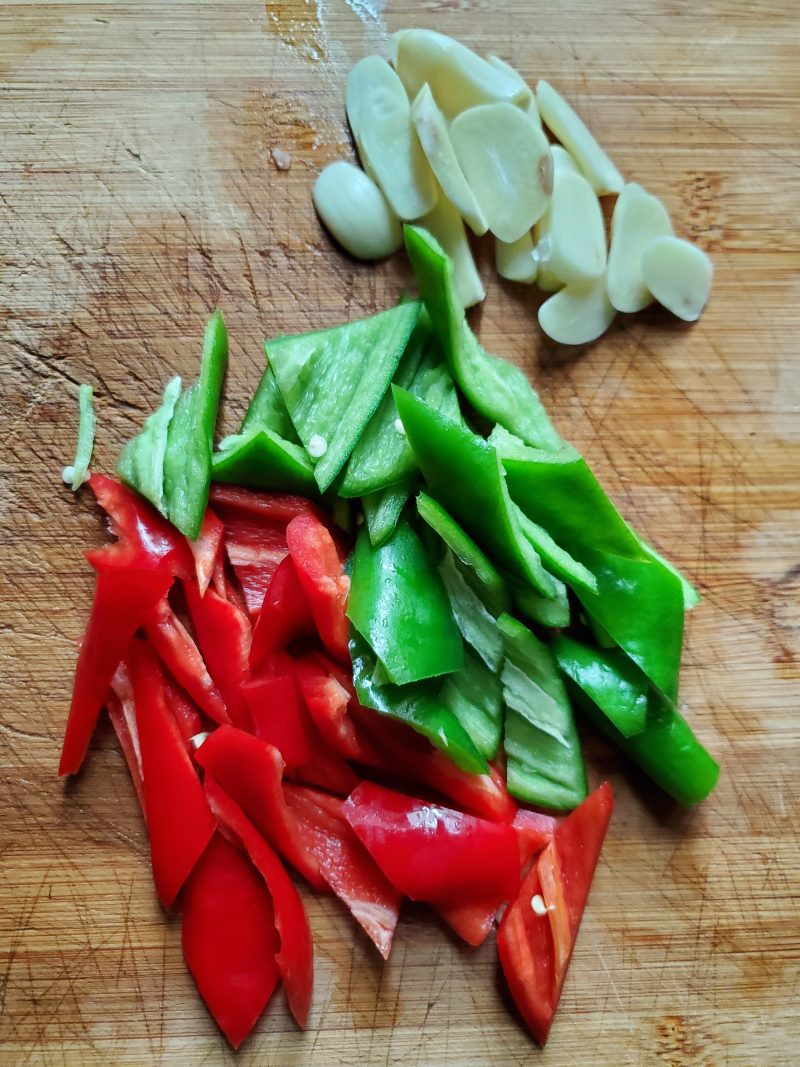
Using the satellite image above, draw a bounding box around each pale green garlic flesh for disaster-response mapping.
[641,235,713,322]
[420,195,485,309]
[346,56,438,221]
[606,183,673,313]
[412,84,488,236]
[495,232,538,284]
[450,103,553,243]
[392,29,529,118]
[535,79,624,195]
[313,161,403,261]
[538,276,616,345]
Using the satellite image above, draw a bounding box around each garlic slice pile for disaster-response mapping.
[312,30,713,343]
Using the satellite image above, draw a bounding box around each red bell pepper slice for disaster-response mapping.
[293,656,380,766]
[85,474,193,576]
[128,640,216,907]
[513,808,558,867]
[284,784,402,960]
[241,672,313,769]
[183,581,252,730]
[106,689,145,815]
[59,567,173,776]
[209,484,320,523]
[163,676,203,745]
[144,596,229,724]
[222,513,290,616]
[343,782,519,906]
[497,782,614,1045]
[205,776,313,1029]
[190,507,224,596]
[249,555,315,668]
[181,833,280,1049]
[286,513,351,664]
[194,726,325,890]
[290,743,361,798]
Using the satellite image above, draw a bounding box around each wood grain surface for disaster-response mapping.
[1,1,798,1064]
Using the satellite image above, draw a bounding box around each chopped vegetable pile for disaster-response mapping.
[312,29,714,343]
[60,232,718,1049]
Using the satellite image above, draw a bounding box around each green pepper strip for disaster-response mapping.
[64,383,96,492]
[117,375,182,512]
[504,570,570,629]
[349,629,487,775]
[438,549,503,671]
[440,645,503,761]
[163,309,228,540]
[362,478,415,548]
[404,225,561,451]
[211,429,316,494]
[393,387,556,599]
[347,517,463,686]
[243,360,300,442]
[551,634,648,738]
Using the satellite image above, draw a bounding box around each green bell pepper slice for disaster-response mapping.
[243,360,300,442]
[393,387,557,599]
[211,428,316,494]
[118,375,182,512]
[562,640,720,805]
[551,634,648,738]
[347,517,463,686]
[499,614,588,811]
[267,301,421,492]
[362,478,415,548]
[163,309,229,539]
[404,225,561,451]
[516,509,597,595]
[440,645,503,761]
[63,383,96,492]
[438,549,503,671]
[505,570,571,629]
[350,629,487,775]
[415,492,510,617]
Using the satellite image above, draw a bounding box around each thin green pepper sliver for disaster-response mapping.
[267,301,421,492]
[393,387,557,599]
[505,570,570,629]
[551,634,648,738]
[64,383,96,492]
[404,225,561,451]
[163,309,228,539]
[349,629,487,775]
[211,429,316,494]
[499,614,588,811]
[347,517,463,686]
[440,645,503,761]
[560,639,720,805]
[438,549,503,671]
[118,375,182,511]
[243,360,300,442]
[362,478,415,548]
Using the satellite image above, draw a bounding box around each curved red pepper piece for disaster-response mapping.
[513,808,558,867]
[85,474,194,576]
[129,640,216,908]
[242,672,313,769]
[498,782,614,1045]
[190,507,224,596]
[343,782,519,906]
[222,512,290,616]
[249,555,315,668]
[284,784,402,960]
[183,581,251,730]
[59,567,173,776]
[163,676,203,746]
[205,776,313,1029]
[293,656,381,766]
[181,833,280,1049]
[194,726,325,890]
[209,484,321,523]
[144,597,229,724]
[105,689,145,815]
[286,513,351,664]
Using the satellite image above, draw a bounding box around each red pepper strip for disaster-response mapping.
[343,782,519,905]
[129,640,216,907]
[181,833,280,1049]
[436,899,499,947]
[209,484,321,523]
[222,513,290,616]
[241,673,313,769]
[59,568,173,776]
[205,776,313,1029]
[190,507,224,596]
[293,657,381,766]
[194,726,326,890]
[249,555,315,669]
[144,597,229,724]
[286,513,351,664]
[513,809,558,868]
[106,690,146,815]
[497,782,614,1045]
[85,474,193,576]
[290,743,361,798]
[183,580,252,730]
[109,660,142,779]
[163,676,203,745]
[284,784,402,960]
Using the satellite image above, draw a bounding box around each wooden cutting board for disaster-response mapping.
[1,2,798,1063]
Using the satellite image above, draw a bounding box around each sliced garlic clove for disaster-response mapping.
[538,169,606,285]
[392,29,528,117]
[535,79,624,195]
[450,103,552,243]
[420,196,485,308]
[496,232,538,284]
[641,235,713,322]
[538,276,616,345]
[346,56,438,221]
[485,54,540,125]
[550,144,581,176]
[536,265,565,293]
[312,161,403,261]
[606,183,673,313]
[411,84,488,236]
